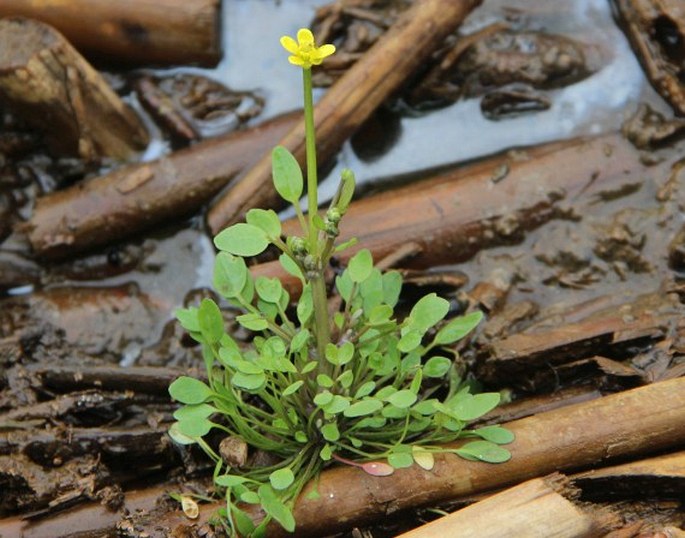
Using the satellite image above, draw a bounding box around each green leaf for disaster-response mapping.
[412,446,435,470]
[169,376,213,405]
[283,380,304,396]
[335,271,354,302]
[386,389,417,409]
[176,307,200,332]
[423,356,452,378]
[215,475,248,487]
[382,271,403,307]
[240,490,260,504]
[347,249,373,283]
[321,422,340,442]
[231,506,256,537]
[412,399,439,416]
[474,426,515,444]
[450,392,501,421]
[316,374,334,388]
[301,361,317,374]
[272,146,303,204]
[259,484,296,531]
[214,223,269,257]
[338,342,354,365]
[337,370,354,389]
[279,253,303,281]
[173,403,217,421]
[344,399,383,417]
[408,293,450,333]
[246,208,281,239]
[255,277,283,303]
[269,468,294,490]
[368,304,393,325]
[397,330,422,353]
[236,313,269,331]
[168,422,196,445]
[333,237,358,254]
[198,298,223,344]
[297,284,313,324]
[456,441,511,463]
[337,168,356,213]
[360,269,383,311]
[213,252,248,299]
[231,371,266,391]
[177,417,212,438]
[314,391,334,407]
[388,451,414,469]
[319,444,332,461]
[410,369,423,394]
[354,381,376,399]
[290,329,310,352]
[434,311,484,346]
[323,395,350,414]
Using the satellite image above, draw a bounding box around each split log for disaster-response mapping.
[0,18,148,162]
[479,291,683,388]
[251,131,684,290]
[573,451,685,502]
[207,0,484,232]
[150,378,685,536]
[611,0,685,116]
[0,0,221,67]
[3,378,684,537]
[23,111,299,259]
[395,474,619,538]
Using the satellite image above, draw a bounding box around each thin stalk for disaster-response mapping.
[302,68,318,253]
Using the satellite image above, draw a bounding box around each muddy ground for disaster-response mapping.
[1,0,685,536]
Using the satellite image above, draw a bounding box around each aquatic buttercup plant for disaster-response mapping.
[168,28,513,536]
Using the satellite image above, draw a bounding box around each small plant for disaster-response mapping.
[169,28,513,537]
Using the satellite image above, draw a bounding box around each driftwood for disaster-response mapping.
[207,0,484,233]
[0,0,221,67]
[479,291,683,387]
[0,18,148,162]
[23,112,298,259]
[573,450,685,502]
[251,131,683,290]
[611,0,685,116]
[396,474,619,538]
[6,378,681,537]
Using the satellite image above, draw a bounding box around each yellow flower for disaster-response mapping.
[280,28,335,69]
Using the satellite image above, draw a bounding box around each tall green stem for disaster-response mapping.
[302,67,330,360]
[302,68,318,253]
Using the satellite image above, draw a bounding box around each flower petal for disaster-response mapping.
[280,35,299,54]
[288,55,305,67]
[317,44,336,59]
[297,28,314,47]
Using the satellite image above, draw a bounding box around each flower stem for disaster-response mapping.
[302,68,318,254]
[302,67,330,358]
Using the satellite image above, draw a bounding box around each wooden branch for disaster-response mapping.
[3,379,683,537]
[573,451,685,502]
[0,18,149,162]
[251,131,683,292]
[23,112,299,259]
[396,474,619,538]
[0,0,221,67]
[207,0,484,233]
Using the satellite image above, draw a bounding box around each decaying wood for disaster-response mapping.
[3,378,684,537]
[479,291,683,387]
[207,0,484,233]
[0,0,221,67]
[251,131,683,289]
[148,378,685,536]
[396,474,619,538]
[611,0,685,116]
[23,112,298,259]
[573,451,685,502]
[0,18,148,162]
[36,365,197,396]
